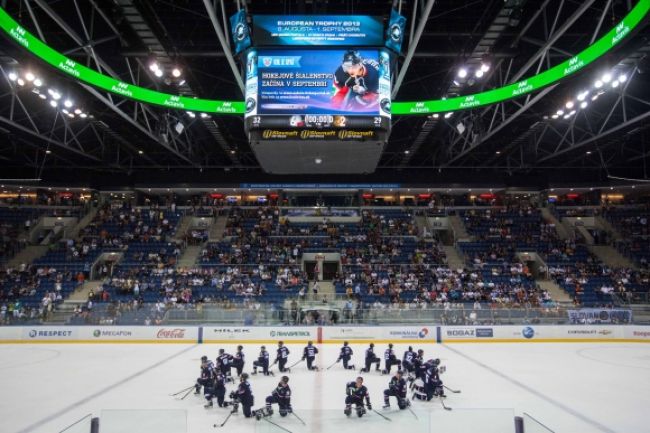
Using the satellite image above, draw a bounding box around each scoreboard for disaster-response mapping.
[244,48,391,135]
[236,13,403,173]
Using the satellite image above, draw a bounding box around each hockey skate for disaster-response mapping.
[204,401,213,409]
[344,406,352,417]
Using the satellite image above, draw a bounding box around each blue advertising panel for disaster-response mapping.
[256,49,390,116]
[385,9,407,53]
[229,10,251,55]
[252,15,384,46]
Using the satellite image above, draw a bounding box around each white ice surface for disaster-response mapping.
[0,342,648,433]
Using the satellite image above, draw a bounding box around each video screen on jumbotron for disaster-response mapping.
[258,49,389,116]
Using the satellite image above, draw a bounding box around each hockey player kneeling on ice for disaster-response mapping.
[383,343,401,374]
[232,345,245,377]
[402,346,417,375]
[345,377,372,418]
[232,373,255,418]
[204,369,227,408]
[195,356,215,394]
[252,346,271,376]
[412,360,445,401]
[273,341,291,373]
[337,341,355,370]
[255,376,292,420]
[302,341,319,370]
[361,343,381,373]
[217,348,234,380]
[383,370,409,409]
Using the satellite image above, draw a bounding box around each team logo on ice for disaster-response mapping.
[522,327,535,339]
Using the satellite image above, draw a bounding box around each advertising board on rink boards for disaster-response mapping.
[321,326,436,343]
[441,326,631,343]
[203,327,317,344]
[1,326,197,343]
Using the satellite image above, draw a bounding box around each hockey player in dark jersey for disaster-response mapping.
[361,343,381,373]
[256,376,292,420]
[273,341,291,373]
[233,345,245,376]
[204,369,227,408]
[331,50,380,112]
[383,343,401,375]
[344,376,372,418]
[336,341,355,370]
[402,346,417,374]
[217,348,234,379]
[252,346,271,376]
[302,341,319,371]
[413,359,445,401]
[195,355,214,395]
[232,373,255,418]
[383,370,410,410]
[414,349,426,379]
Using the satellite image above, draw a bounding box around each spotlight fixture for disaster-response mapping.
[404,150,410,155]
[444,112,453,119]
[314,157,323,164]
[432,113,440,119]
[586,151,592,155]
[49,99,57,107]
[457,68,468,78]
[580,101,588,109]
[8,72,17,81]
[551,114,559,119]
[577,91,589,101]
[187,111,196,118]
[79,113,87,118]
[149,61,159,72]
[475,69,484,78]
[25,72,35,81]
[16,78,25,86]
[565,101,574,109]
[618,73,627,83]
[200,113,209,118]
[172,68,182,78]
[74,108,81,115]
[63,99,73,108]
[556,110,564,116]
[611,80,620,88]
[480,63,490,72]
[33,78,42,87]
[154,69,163,78]
[601,72,612,83]
[138,150,144,154]
[594,80,603,88]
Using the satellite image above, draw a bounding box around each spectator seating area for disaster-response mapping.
[606,206,650,268]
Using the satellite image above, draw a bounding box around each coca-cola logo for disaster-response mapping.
[156,328,186,339]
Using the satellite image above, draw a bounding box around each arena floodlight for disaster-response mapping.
[149,61,159,72]
[594,80,603,88]
[172,67,182,78]
[33,78,42,87]
[611,80,620,88]
[154,69,163,78]
[475,69,484,78]
[457,68,468,78]
[38,93,46,99]
[8,71,17,81]
[200,113,209,118]
[565,100,574,109]
[577,91,588,101]
[444,112,453,118]
[556,110,564,115]
[79,113,87,118]
[618,73,628,82]
[16,77,24,86]
[187,111,196,118]
[480,63,490,72]
[63,99,73,108]
[580,101,588,109]
[602,72,612,83]
[74,108,81,114]
[24,71,34,81]
[551,114,559,119]
[49,99,57,107]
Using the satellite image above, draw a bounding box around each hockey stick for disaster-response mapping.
[444,385,461,394]
[326,360,339,370]
[287,359,303,369]
[261,417,293,433]
[291,411,306,426]
[213,410,234,428]
[169,385,195,396]
[439,397,452,411]
[372,409,392,421]
[179,387,194,400]
[407,406,419,420]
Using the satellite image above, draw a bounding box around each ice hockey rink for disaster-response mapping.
[1,342,649,433]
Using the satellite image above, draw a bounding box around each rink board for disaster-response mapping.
[0,325,649,344]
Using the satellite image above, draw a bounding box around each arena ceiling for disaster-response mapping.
[0,0,649,187]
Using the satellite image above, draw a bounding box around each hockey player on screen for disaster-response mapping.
[331,50,380,111]
[273,341,291,373]
[336,341,355,370]
[252,346,271,376]
[383,370,410,410]
[302,341,319,371]
[344,377,372,418]
[233,345,245,377]
[256,376,292,420]
[195,355,214,395]
[361,343,381,373]
[204,368,227,408]
[383,343,401,374]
